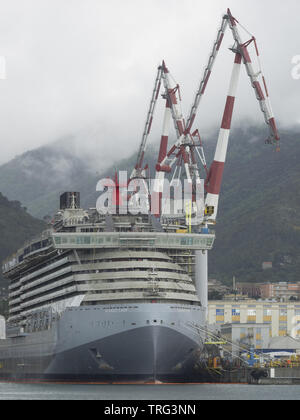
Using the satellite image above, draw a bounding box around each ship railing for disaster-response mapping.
[2,229,54,273]
[143,291,167,297]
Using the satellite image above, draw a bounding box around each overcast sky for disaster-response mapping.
[0,0,299,166]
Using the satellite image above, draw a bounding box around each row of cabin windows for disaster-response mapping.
[87,288,196,295]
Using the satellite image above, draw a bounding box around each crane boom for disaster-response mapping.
[185,15,229,134]
[226,9,279,146]
[130,64,163,180]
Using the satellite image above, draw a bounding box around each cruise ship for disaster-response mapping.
[0,190,215,382]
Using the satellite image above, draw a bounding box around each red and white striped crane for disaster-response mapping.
[131,8,280,224]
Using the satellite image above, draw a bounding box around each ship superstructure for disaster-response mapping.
[4,193,214,330]
[0,192,214,381]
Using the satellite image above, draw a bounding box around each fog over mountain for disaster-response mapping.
[0,122,300,286]
[0,0,299,167]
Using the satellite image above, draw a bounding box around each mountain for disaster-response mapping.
[0,193,46,292]
[209,126,300,285]
[0,137,98,219]
[0,135,158,219]
[0,194,46,315]
[0,123,299,286]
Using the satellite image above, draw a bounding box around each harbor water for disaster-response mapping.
[0,382,299,400]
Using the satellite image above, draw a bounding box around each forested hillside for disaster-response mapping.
[0,193,45,315]
[0,124,299,285]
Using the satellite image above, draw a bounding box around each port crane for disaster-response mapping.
[130,8,280,224]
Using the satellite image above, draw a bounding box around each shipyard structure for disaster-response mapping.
[0,8,280,382]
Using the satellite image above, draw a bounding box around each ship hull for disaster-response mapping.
[0,303,205,382]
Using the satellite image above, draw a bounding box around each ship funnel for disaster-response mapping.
[60,192,80,210]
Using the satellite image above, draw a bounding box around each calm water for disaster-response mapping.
[0,382,299,400]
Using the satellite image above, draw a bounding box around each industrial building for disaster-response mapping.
[220,323,271,353]
[219,322,300,357]
[208,300,300,339]
[236,281,300,301]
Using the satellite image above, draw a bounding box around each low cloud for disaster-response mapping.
[0,0,298,165]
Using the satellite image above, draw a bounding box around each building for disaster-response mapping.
[236,282,300,301]
[260,282,300,301]
[208,300,300,338]
[219,323,300,354]
[236,282,262,298]
[262,262,273,270]
[208,279,230,296]
[266,336,300,353]
[221,323,271,353]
